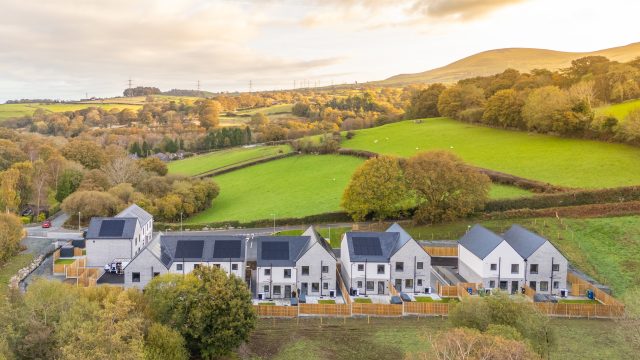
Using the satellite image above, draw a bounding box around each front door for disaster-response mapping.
[301,282,308,295]
[378,281,385,295]
[529,281,537,291]
[284,285,292,298]
[511,281,519,294]
[394,279,402,291]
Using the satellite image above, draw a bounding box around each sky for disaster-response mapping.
[1,0,639,102]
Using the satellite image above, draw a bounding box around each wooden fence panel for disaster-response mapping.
[337,269,352,304]
[534,303,624,318]
[253,305,298,317]
[299,304,351,316]
[404,302,450,316]
[423,246,458,257]
[352,303,403,316]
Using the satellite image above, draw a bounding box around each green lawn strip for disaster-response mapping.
[317,299,336,304]
[186,155,365,223]
[258,302,276,306]
[54,259,76,265]
[414,297,458,303]
[276,227,350,248]
[0,253,34,297]
[596,99,640,121]
[167,145,291,176]
[353,298,372,303]
[558,299,599,304]
[342,117,640,188]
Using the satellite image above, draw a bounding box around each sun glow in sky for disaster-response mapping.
[0,0,639,101]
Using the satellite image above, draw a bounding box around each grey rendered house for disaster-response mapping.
[503,225,568,294]
[86,204,153,268]
[340,223,431,296]
[255,228,336,299]
[123,233,247,288]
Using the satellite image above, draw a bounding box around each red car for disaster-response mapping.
[42,219,52,228]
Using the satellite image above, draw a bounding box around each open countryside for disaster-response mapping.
[342,117,640,188]
[596,99,640,121]
[0,102,142,121]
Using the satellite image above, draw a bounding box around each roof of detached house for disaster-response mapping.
[502,224,548,259]
[458,224,505,260]
[116,204,153,226]
[86,217,138,239]
[343,223,420,262]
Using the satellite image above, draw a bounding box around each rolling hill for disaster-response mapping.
[378,42,640,86]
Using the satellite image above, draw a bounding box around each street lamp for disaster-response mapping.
[270,213,276,234]
[78,211,81,231]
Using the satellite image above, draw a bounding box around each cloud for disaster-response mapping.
[412,0,526,20]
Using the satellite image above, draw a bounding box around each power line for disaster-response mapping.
[197,80,200,91]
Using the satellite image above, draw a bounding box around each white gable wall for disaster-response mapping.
[390,240,431,293]
[296,242,336,296]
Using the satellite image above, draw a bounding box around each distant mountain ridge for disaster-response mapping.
[378,42,640,86]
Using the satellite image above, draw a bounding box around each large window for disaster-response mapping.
[405,279,413,289]
[529,281,537,290]
[540,281,549,292]
[366,281,374,291]
[194,264,201,269]
[529,264,539,274]
[312,283,319,292]
[301,266,309,276]
[377,265,385,274]
[511,264,519,274]
[231,264,238,270]
[273,286,281,295]
[284,269,292,278]
[357,281,363,288]
[553,281,560,289]
[132,272,140,283]
[395,262,404,272]
[489,280,495,288]
[417,279,423,286]
[263,285,269,293]
[323,282,329,290]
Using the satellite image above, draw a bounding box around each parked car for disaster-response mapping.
[41,219,52,228]
[20,208,33,216]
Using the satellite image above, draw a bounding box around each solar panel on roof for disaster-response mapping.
[262,241,289,260]
[99,220,126,237]
[352,237,383,256]
[213,240,242,258]
[175,240,204,258]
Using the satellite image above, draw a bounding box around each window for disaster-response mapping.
[417,262,423,270]
[357,281,363,288]
[323,282,329,290]
[553,281,560,289]
[540,281,549,292]
[312,283,319,292]
[176,264,183,271]
[499,281,508,290]
[417,279,423,286]
[301,266,309,275]
[284,269,291,278]
[153,272,160,278]
[264,268,271,276]
[273,286,281,295]
[490,263,497,271]
[552,264,560,272]
[395,262,404,272]
[366,281,374,291]
[529,264,539,274]
[263,285,269,293]
[511,264,519,274]
[132,272,140,283]
[405,279,413,288]
[322,265,329,273]
[194,264,201,269]
[529,281,537,290]
[231,264,238,270]
[357,264,364,271]
[489,280,496,288]
[213,264,221,268]
[377,265,385,274]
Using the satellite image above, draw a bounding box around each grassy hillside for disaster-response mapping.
[596,99,640,120]
[378,42,640,85]
[0,102,142,121]
[242,317,637,359]
[187,155,365,223]
[167,145,292,176]
[342,117,640,188]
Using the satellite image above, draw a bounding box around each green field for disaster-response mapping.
[167,145,292,176]
[0,253,33,297]
[488,184,532,199]
[342,117,640,188]
[0,102,142,121]
[187,155,365,223]
[277,227,351,248]
[241,317,637,359]
[596,99,640,120]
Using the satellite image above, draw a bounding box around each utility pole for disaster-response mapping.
[197,80,200,91]
[128,78,132,90]
[78,212,81,231]
[249,80,253,93]
[293,80,296,89]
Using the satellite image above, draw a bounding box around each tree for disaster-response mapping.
[250,112,269,127]
[144,323,189,360]
[55,169,84,202]
[482,89,524,128]
[0,169,21,213]
[31,160,50,218]
[60,191,121,219]
[145,267,256,359]
[61,139,106,169]
[138,157,168,176]
[199,100,221,129]
[0,139,27,171]
[405,83,446,119]
[618,108,640,144]
[437,84,485,119]
[0,213,24,263]
[341,156,408,221]
[78,169,110,191]
[403,151,490,224]
[521,86,572,133]
[103,156,144,186]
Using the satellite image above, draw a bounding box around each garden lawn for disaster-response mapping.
[596,99,640,121]
[342,117,640,188]
[167,145,291,176]
[186,155,364,223]
[317,299,336,304]
[353,298,372,303]
[54,259,76,265]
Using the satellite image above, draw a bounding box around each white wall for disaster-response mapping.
[169,261,245,279]
[390,240,431,293]
[256,265,297,299]
[526,242,568,294]
[483,241,524,279]
[86,239,132,268]
[458,244,483,280]
[296,242,336,296]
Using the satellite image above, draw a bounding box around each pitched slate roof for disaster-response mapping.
[344,231,400,262]
[458,224,504,260]
[117,204,153,226]
[159,234,246,268]
[255,236,311,267]
[86,217,138,239]
[502,224,548,259]
[386,223,413,254]
[301,226,336,259]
